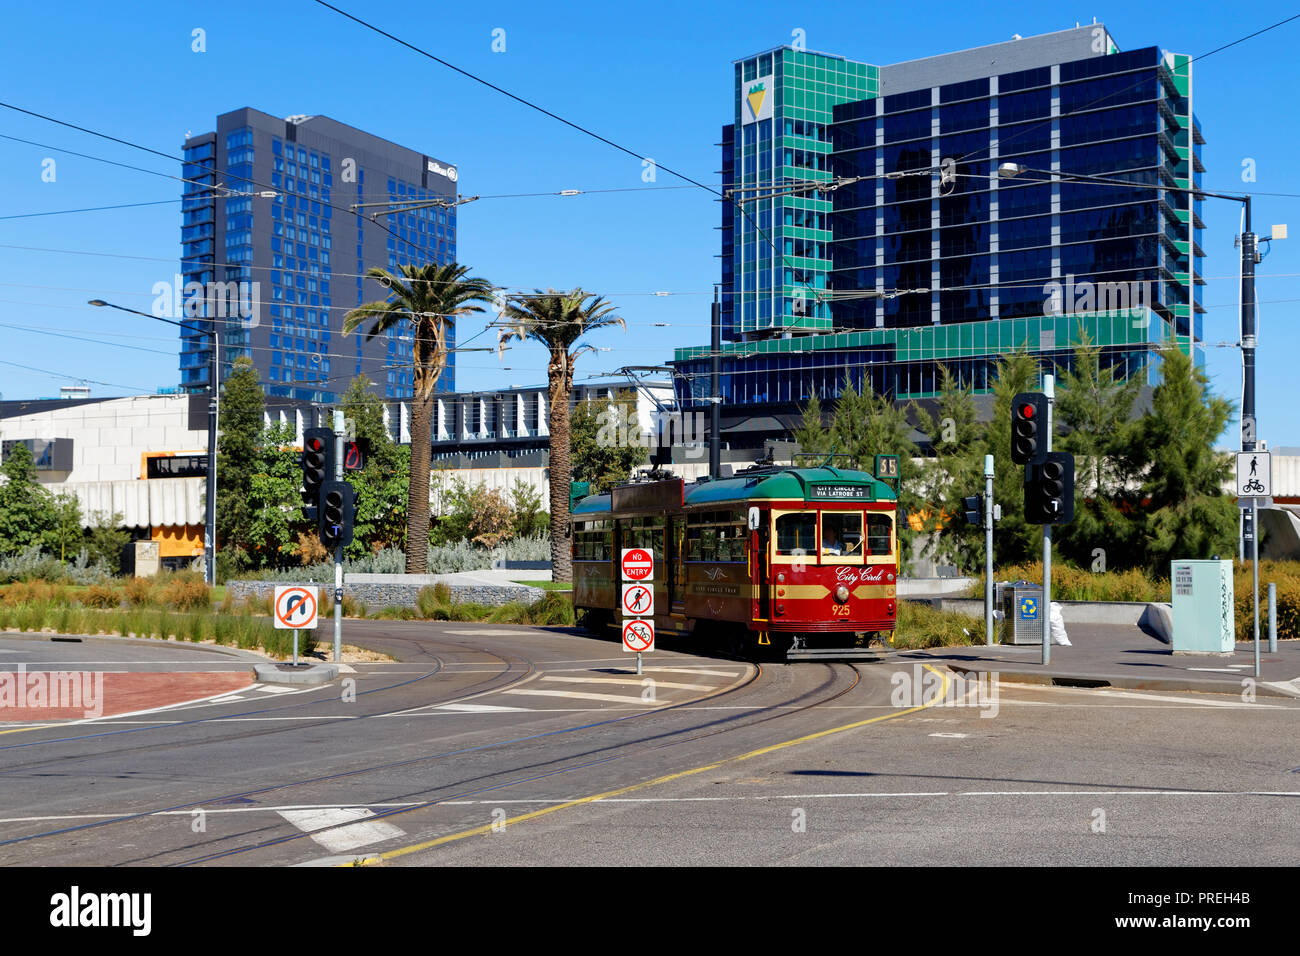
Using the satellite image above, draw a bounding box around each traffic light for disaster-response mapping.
[1024,451,1075,525]
[318,480,355,549]
[1010,392,1048,465]
[962,495,983,526]
[302,427,334,521]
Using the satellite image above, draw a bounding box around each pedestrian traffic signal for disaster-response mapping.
[302,427,334,521]
[962,495,983,526]
[1024,451,1075,525]
[318,480,355,549]
[1010,393,1048,465]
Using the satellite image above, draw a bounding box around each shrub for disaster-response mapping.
[415,587,444,619]
[894,601,986,649]
[341,595,367,618]
[1,581,71,607]
[123,576,155,606]
[155,572,211,611]
[82,584,123,609]
[374,605,417,620]
[521,591,575,626]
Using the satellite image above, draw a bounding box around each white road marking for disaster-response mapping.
[276,807,405,853]
[540,675,713,691]
[434,703,532,713]
[1095,690,1266,708]
[0,802,424,824]
[1187,667,1243,673]
[502,688,666,706]
[207,695,246,703]
[434,790,1300,805]
[254,685,299,694]
[644,667,740,678]
[929,732,969,738]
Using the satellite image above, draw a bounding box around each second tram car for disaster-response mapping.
[571,462,900,659]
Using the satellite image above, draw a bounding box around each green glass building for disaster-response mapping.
[675,25,1204,436]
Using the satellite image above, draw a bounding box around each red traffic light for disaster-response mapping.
[307,437,323,451]
[1018,403,1035,419]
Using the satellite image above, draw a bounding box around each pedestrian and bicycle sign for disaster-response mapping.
[621,548,654,582]
[274,586,318,630]
[1236,451,1272,498]
[623,618,654,653]
[622,583,654,617]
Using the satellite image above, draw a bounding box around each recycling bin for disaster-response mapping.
[1001,582,1043,645]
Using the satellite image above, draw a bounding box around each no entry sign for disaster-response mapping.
[621,548,654,582]
[274,586,318,630]
[622,582,654,617]
[623,618,654,653]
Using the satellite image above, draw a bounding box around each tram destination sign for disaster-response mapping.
[810,484,870,500]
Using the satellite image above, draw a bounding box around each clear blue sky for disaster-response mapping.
[1,0,1298,445]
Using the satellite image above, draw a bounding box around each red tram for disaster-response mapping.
[570,462,900,659]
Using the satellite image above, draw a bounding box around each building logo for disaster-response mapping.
[742,75,773,124]
[427,159,458,182]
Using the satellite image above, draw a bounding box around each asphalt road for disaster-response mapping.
[0,620,1296,866]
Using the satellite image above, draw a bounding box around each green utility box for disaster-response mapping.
[1169,559,1235,655]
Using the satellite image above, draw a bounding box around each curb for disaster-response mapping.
[252,662,340,685]
[944,662,1300,699]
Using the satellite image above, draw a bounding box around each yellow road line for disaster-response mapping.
[347,664,951,866]
[0,723,57,735]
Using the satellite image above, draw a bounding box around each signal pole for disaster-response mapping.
[984,454,994,646]
[1042,374,1054,666]
[333,409,344,664]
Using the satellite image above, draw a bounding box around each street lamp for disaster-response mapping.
[996,162,1286,557]
[89,299,219,585]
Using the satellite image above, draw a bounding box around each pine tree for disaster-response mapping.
[1054,331,1145,570]
[1133,344,1237,572]
[792,392,828,462]
[214,356,265,565]
[915,365,987,572]
[826,375,922,569]
[986,351,1043,565]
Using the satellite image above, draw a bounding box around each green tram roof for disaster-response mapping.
[684,466,896,506]
[570,467,896,517]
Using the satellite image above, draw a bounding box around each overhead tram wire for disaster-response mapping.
[948,12,1300,170]
[308,1,845,315]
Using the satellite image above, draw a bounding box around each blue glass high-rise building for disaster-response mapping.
[675,25,1204,434]
[180,109,460,403]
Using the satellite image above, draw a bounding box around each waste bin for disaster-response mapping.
[1001,581,1044,645]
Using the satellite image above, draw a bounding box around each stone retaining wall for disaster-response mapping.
[226,580,545,609]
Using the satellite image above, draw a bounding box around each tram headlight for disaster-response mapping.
[886,602,896,616]
[834,585,849,603]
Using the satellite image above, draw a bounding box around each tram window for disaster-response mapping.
[866,513,893,556]
[775,512,816,555]
[821,513,863,559]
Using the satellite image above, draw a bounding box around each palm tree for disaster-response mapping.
[343,262,495,573]
[498,289,625,583]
